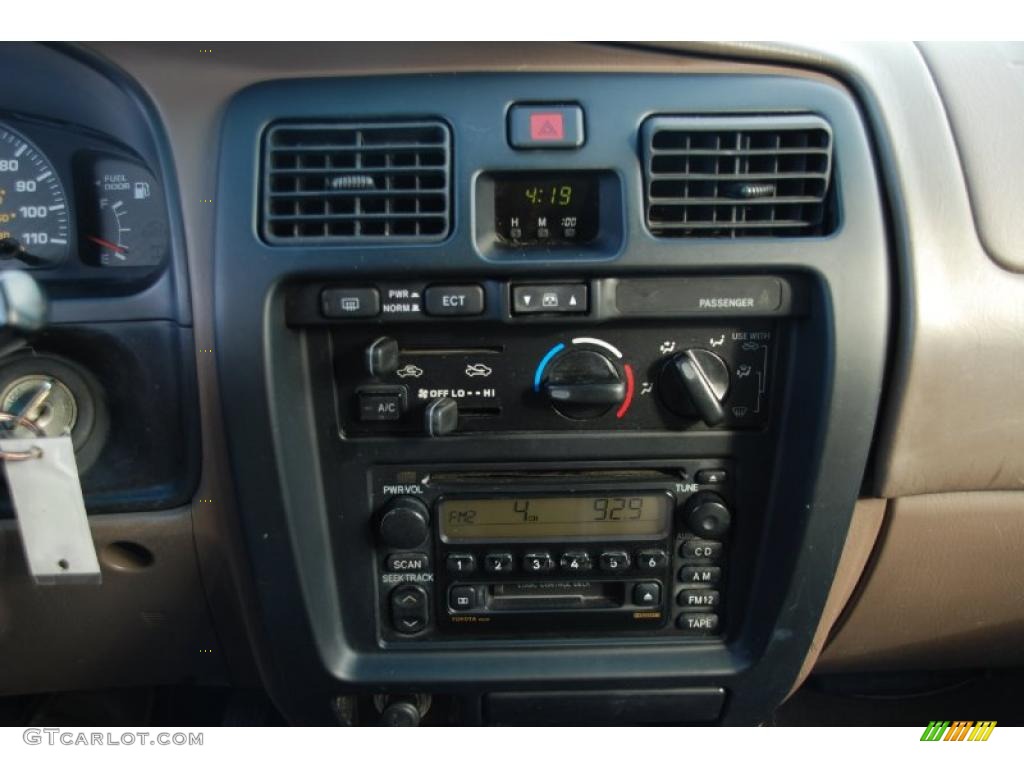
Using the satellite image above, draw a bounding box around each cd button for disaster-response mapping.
[637,549,668,571]
[484,552,514,574]
[446,553,477,575]
[523,552,555,573]
[559,551,592,573]
[599,551,631,572]
[680,539,723,561]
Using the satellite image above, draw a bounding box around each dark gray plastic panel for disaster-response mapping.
[213,72,889,725]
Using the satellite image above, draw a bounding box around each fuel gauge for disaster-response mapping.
[80,156,167,267]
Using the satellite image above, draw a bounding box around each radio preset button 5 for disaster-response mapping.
[560,551,592,572]
[637,549,668,571]
[446,553,477,575]
[599,551,631,572]
[523,553,555,573]
[633,582,662,607]
[484,552,514,574]
[679,566,721,586]
[680,539,722,561]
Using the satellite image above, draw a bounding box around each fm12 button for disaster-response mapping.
[677,589,720,611]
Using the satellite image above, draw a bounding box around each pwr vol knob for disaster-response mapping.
[378,496,430,550]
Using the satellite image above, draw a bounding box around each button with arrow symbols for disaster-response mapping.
[512,284,588,315]
[390,585,429,634]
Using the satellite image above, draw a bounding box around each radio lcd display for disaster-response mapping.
[439,494,671,541]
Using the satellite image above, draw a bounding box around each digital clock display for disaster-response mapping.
[439,494,671,541]
[494,173,600,246]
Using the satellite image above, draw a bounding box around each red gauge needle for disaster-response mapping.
[87,235,129,254]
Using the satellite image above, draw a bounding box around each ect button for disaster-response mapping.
[424,285,485,317]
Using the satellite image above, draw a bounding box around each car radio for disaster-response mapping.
[371,463,733,643]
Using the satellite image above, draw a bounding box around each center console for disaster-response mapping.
[213,70,889,724]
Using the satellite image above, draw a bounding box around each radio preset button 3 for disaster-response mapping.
[446,553,477,575]
[523,552,556,573]
[599,551,631,572]
[633,582,662,607]
[637,549,668,571]
[484,552,514,574]
[559,551,593,572]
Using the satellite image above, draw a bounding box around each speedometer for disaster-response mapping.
[0,123,70,267]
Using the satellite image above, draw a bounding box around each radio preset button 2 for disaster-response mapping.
[446,553,477,575]
[599,551,631,572]
[677,589,720,610]
[680,539,722,561]
[637,549,668,571]
[633,582,662,607]
[449,586,478,612]
[679,566,721,587]
[560,551,592,572]
[484,553,514,574]
[523,552,555,573]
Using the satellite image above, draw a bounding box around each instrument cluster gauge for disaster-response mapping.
[0,122,71,268]
[79,156,167,268]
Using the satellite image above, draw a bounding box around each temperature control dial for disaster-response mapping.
[541,348,625,420]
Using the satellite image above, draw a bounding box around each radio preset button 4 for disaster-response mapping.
[559,551,593,572]
[599,551,631,572]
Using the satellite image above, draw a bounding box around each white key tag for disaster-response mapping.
[1,435,101,585]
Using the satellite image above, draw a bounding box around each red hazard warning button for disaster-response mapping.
[509,104,584,149]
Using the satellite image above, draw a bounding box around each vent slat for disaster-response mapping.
[262,120,451,244]
[642,116,834,239]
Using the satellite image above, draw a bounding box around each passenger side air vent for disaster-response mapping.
[642,115,834,238]
[262,120,451,243]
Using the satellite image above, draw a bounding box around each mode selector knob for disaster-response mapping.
[378,496,430,550]
[681,491,732,540]
[541,348,625,420]
[659,348,730,426]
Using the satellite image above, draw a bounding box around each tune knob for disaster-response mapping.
[658,348,730,426]
[541,348,625,420]
[681,492,732,540]
[378,496,430,550]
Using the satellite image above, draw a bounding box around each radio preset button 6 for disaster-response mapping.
[679,566,721,586]
[523,553,556,573]
[484,552,514,574]
[633,582,662,607]
[446,553,477,575]
[637,549,668,571]
[599,551,631,572]
[560,551,593,572]
[680,540,722,561]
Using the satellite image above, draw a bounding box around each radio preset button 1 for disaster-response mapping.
[560,551,592,572]
[676,613,720,634]
[449,586,478,612]
[677,589,720,610]
[523,553,555,573]
[484,552,514,574]
[633,582,662,607]
[679,566,721,587]
[637,549,668,571]
[680,540,722,561]
[446,553,477,575]
[599,551,631,572]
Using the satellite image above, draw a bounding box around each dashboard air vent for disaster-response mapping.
[642,115,834,238]
[262,120,451,243]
